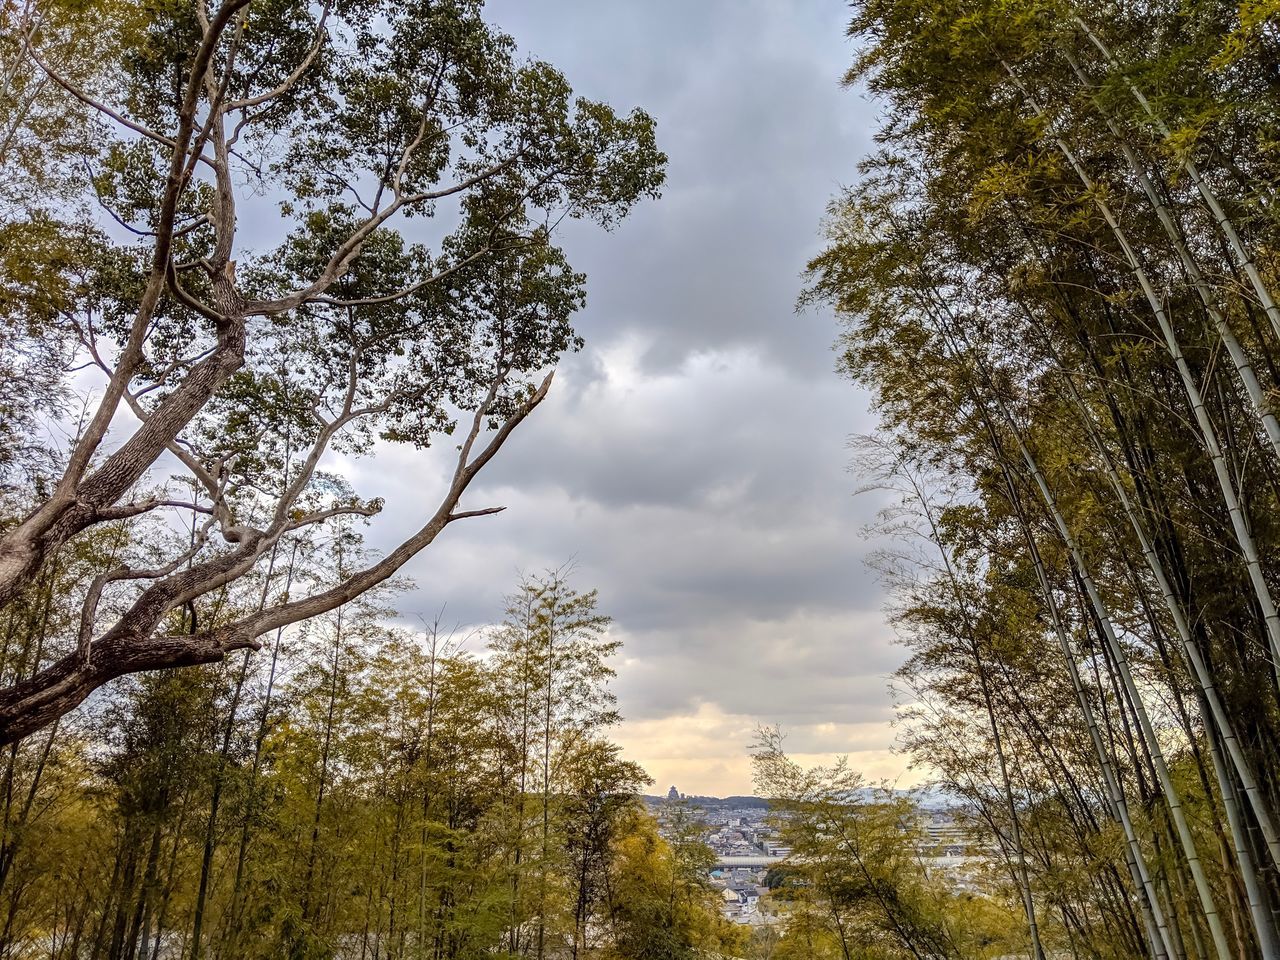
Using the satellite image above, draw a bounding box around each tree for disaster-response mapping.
[604,808,744,960]
[0,0,665,743]
[751,729,994,960]
[559,739,650,959]
[488,567,620,960]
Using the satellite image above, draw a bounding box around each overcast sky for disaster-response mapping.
[346,0,911,797]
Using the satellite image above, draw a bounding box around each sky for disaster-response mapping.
[343,0,916,797]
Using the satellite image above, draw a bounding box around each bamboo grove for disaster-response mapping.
[807,2,1280,959]
[0,545,740,959]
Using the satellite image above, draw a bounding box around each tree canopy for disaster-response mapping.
[0,0,664,742]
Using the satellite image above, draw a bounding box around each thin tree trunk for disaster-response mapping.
[905,469,1047,960]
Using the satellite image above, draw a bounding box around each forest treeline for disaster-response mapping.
[0,553,742,959]
[802,0,1280,959]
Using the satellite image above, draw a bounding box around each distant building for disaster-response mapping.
[667,785,680,801]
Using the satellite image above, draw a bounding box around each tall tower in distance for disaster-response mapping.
[667,784,680,801]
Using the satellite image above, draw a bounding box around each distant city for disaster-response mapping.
[647,786,992,927]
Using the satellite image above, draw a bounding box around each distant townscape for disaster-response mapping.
[648,788,992,928]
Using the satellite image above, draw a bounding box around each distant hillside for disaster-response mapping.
[642,794,770,809]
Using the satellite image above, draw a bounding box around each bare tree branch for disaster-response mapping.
[0,369,553,745]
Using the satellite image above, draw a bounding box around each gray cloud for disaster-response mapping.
[335,0,899,795]
[487,0,873,375]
